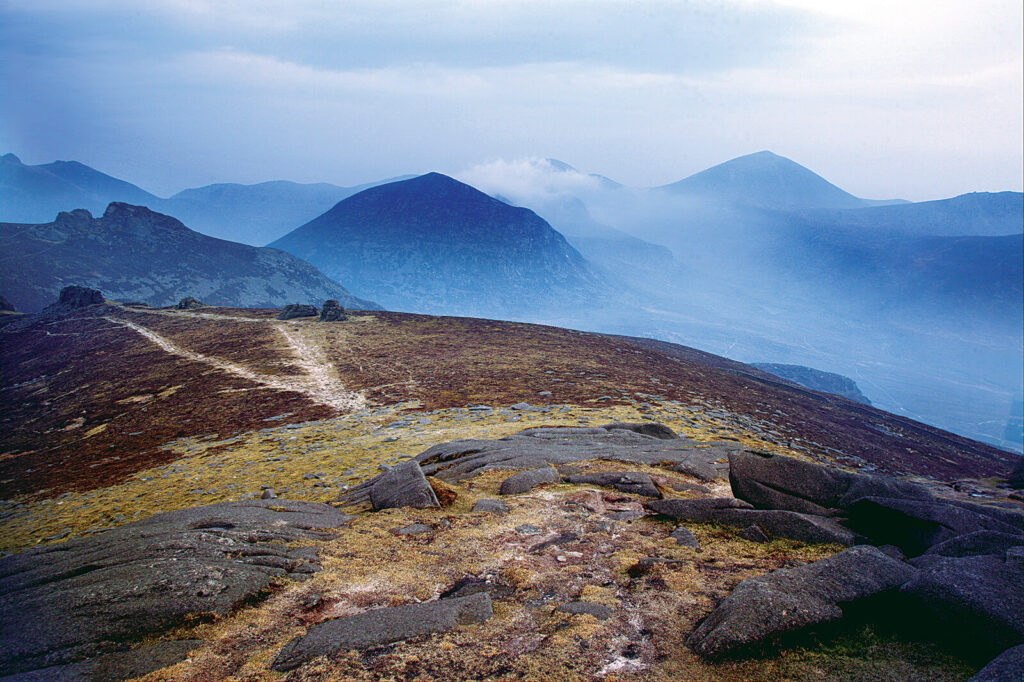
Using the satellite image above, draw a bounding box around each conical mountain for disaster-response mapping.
[660,150,870,210]
[270,173,612,316]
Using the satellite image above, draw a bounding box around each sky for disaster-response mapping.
[1,0,1021,200]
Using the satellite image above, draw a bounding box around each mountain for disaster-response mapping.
[658,150,900,210]
[0,153,159,222]
[751,363,872,404]
[799,191,1024,237]
[0,203,380,312]
[157,175,417,246]
[270,172,613,316]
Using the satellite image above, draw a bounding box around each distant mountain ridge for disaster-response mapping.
[0,203,380,312]
[752,363,872,405]
[271,173,614,316]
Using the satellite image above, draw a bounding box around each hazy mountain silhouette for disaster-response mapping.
[0,153,159,222]
[270,173,613,316]
[0,203,380,312]
[658,150,902,210]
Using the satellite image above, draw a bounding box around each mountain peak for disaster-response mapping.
[1,153,22,165]
[662,151,867,210]
[544,158,579,173]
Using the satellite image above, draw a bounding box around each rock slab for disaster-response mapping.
[499,467,561,495]
[272,593,493,671]
[277,303,319,320]
[369,460,440,511]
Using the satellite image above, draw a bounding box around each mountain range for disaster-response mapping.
[0,203,380,312]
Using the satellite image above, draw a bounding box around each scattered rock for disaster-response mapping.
[969,644,1024,682]
[319,299,348,322]
[556,601,613,620]
[174,296,203,310]
[565,471,662,498]
[271,593,493,671]
[472,499,509,514]
[369,460,440,511]
[393,523,432,536]
[688,546,916,658]
[0,500,352,677]
[669,526,700,549]
[739,524,770,543]
[277,303,319,320]
[902,553,1024,651]
[499,467,561,495]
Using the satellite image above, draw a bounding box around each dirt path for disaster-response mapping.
[105,316,365,412]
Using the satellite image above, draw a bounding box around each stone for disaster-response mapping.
[688,546,917,658]
[728,450,932,516]
[923,530,1024,558]
[600,422,678,440]
[969,644,1024,682]
[556,601,613,620]
[56,285,104,308]
[261,488,277,499]
[369,460,440,511]
[174,296,203,310]
[902,553,1024,651]
[670,526,700,549]
[499,467,561,495]
[739,524,770,543]
[277,303,319,320]
[676,447,734,482]
[271,593,493,671]
[565,471,662,498]
[393,523,432,536]
[647,497,753,522]
[319,299,348,322]
[4,640,204,682]
[516,524,543,536]
[845,497,1024,556]
[472,499,509,514]
[0,500,352,677]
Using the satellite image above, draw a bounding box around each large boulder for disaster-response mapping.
[174,296,203,310]
[923,530,1024,559]
[277,303,319,320]
[902,553,1024,652]
[272,592,493,671]
[969,644,1024,681]
[688,546,916,658]
[499,467,561,495]
[648,498,856,545]
[728,450,932,516]
[369,460,440,511]
[55,285,104,309]
[0,500,352,678]
[319,299,348,321]
[565,471,661,498]
[845,497,1024,556]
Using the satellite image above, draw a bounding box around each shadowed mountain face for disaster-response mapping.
[0,153,159,222]
[270,173,613,316]
[0,203,380,312]
[657,150,896,210]
[752,363,872,405]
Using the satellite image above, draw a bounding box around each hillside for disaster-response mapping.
[1,300,1020,680]
[271,173,614,316]
[0,203,380,312]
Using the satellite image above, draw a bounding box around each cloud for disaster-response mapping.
[456,158,605,202]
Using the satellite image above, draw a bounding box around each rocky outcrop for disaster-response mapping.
[500,467,561,495]
[0,499,353,678]
[564,471,661,498]
[369,460,440,511]
[174,296,203,309]
[969,644,1024,681]
[688,546,916,658]
[319,299,348,321]
[272,592,493,671]
[277,303,319,320]
[57,285,104,308]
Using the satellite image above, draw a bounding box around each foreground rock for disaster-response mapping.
[500,467,561,495]
[648,497,856,546]
[369,460,440,510]
[565,471,662,498]
[319,299,348,321]
[688,546,916,658]
[277,303,319,320]
[969,644,1024,681]
[272,593,493,671]
[0,500,353,678]
[902,553,1024,651]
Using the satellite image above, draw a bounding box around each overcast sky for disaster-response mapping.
[1,0,1021,200]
